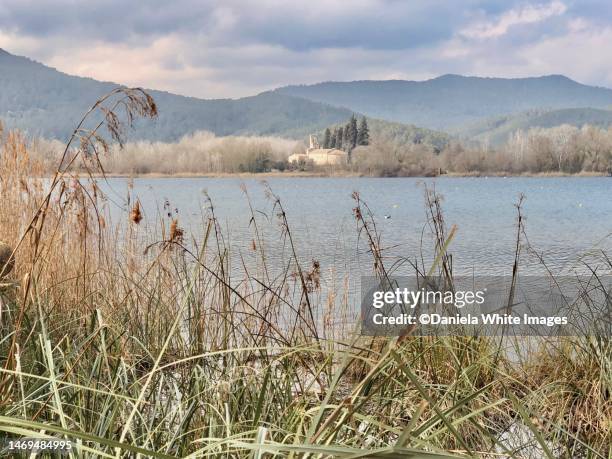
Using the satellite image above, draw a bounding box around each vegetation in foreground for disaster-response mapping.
[0,89,610,458]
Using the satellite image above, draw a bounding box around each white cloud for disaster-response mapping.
[0,29,43,57]
[462,1,567,39]
[517,22,612,86]
[431,16,612,89]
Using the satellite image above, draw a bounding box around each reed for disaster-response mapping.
[0,90,609,458]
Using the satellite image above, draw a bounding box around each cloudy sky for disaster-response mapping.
[1,0,610,99]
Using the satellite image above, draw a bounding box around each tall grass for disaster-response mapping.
[0,90,610,458]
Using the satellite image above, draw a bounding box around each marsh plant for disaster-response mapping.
[0,89,610,458]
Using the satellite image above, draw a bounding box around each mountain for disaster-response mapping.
[274,75,612,130]
[0,48,356,141]
[458,108,612,145]
[4,48,609,147]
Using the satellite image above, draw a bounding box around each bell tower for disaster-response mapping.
[308,134,320,152]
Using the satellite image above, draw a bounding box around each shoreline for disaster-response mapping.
[81,170,610,179]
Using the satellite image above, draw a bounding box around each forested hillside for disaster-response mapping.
[456,108,612,144]
[276,75,612,130]
[0,49,354,141]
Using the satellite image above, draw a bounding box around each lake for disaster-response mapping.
[101,177,612,286]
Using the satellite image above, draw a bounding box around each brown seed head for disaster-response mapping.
[169,219,184,243]
[130,201,143,224]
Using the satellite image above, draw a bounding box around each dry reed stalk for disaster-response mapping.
[0,87,157,399]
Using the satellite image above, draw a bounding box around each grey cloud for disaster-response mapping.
[0,0,521,50]
[0,0,215,42]
[2,0,612,98]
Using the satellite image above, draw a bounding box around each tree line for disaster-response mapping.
[321,115,370,151]
[23,123,612,176]
[350,124,612,176]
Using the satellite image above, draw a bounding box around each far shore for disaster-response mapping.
[80,170,611,179]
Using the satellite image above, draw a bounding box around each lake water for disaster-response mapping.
[101,177,612,285]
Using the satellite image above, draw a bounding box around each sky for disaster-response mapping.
[1,0,611,99]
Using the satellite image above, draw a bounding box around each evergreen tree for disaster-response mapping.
[322,128,331,148]
[329,128,337,148]
[357,116,370,146]
[347,114,358,150]
[344,122,351,150]
[336,126,344,150]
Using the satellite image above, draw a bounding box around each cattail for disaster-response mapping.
[169,219,184,243]
[19,178,29,194]
[305,259,321,292]
[130,200,143,224]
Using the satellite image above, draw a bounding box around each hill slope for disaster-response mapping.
[459,108,612,144]
[274,75,612,130]
[0,49,355,141]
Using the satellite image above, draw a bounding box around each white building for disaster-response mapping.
[288,135,348,166]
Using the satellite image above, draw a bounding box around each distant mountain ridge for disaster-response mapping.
[2,48,612,146]
[0,48,358,141]
[274,75,612,130]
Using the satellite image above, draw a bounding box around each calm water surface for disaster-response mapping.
[101,177,612,283]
